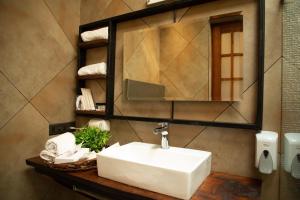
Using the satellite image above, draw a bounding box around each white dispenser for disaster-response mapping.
[255,131,278,174]
[284,133,300,179]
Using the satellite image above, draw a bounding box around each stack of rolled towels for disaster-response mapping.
[81,27,108,42]
[78,62,107,76]
[40,132,96,164]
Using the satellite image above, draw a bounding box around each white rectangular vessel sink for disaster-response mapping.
[97,142,211,199]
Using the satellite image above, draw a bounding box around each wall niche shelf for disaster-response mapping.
[77,74,106,80]
[76,110,106,118]
[76,0,265,130]
[79,39,108,49]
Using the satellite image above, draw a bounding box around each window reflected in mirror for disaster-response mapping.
[211,19,243,101]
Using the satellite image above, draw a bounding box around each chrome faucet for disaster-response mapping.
[153,122,169,149]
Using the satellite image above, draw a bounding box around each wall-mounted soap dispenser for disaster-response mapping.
[255,131,278,174]
[284,133,300,179]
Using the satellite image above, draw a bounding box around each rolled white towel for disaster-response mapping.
[88,119,110,131]
[45,132,76,156]
[54,148,90,164]
[81,27,108,42]
[40,150,56,162]
[78,62,107,76]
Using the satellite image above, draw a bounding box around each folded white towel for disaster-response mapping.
[54,148,90,164]
[81,27,108,42]
[78,62,107,76]
[45,132,76,156]
[88,119,110,131]
[40,150,56,162]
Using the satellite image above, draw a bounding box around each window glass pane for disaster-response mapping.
[221,33,231,54]
[233,56,243,77]
[221,81,231,101]
[233,80,243,101]
[233,32,243,53]
[221,57,231,78]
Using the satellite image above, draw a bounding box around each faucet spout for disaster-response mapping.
[153,122,169,149]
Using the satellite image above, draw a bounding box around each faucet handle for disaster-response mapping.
[158,122,168,128]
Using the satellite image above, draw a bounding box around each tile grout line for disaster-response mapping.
[28,57,78,124]
[230,105,250,123]
[0,70,30,129]
[184,103,231,148]
[177,7,191,23]
[29,57,76,102]
[29,102,50,124]
[127,121,144,142]
[113,105,143,142]
[0,102,28,130]
[0,70,30,102]
[241,56,282,95]
[42,0,77,50]
[184,126,207,148]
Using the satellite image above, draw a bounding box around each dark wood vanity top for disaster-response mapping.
[26,157,261,200]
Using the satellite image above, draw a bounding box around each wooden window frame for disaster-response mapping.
[211,14,243,101]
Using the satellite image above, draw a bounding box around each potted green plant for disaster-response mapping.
[75,127,111,152]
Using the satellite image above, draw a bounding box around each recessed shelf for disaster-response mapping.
[77,74,106,80]
[79,39,108,49]
[76,110,106,116]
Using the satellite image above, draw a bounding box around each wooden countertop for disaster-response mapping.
[26,157,261,200]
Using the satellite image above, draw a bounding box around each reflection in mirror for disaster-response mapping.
[123,14,243,101]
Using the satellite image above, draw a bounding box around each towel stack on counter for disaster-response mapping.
[40,132,96,164]
[40,119,110,164]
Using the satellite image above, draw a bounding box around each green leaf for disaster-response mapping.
[74,127,111,152]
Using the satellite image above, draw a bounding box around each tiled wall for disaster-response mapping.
[0,0,282,199]
[0,0,88,199]
[281,0,300,199]
[80,0,282,200]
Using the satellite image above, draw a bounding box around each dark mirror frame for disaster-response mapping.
[78,0,265,130]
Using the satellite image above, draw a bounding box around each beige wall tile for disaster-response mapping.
[187,127,258,178]
[85,80,106,103]
[215,106,248,123]
[0,104,49,199]
[263,59,282,133]
[44,0,80,49]
[0,0,75,99]
[264,0,282,71]
[174,101,229,121]
[122,0,147,11]
[80,0,112,24]
[109,119,141,145]
[99,0,132,21]
[31,59,77,123]
[0,73,27,128]
[128,121,161,145]
[168,124,205,148]
[232,82,257,124]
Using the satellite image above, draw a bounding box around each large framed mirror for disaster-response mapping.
[80,0,265,130]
